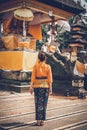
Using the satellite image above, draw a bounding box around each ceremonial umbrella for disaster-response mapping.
[14,8,34,37]
[57,20,71,32]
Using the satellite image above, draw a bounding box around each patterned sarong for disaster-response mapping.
[34,88,49,120]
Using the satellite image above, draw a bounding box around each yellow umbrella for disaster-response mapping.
[14,8,34,37]
[14,8,34,21]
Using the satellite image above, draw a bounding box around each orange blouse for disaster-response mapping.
[31,62,53,88]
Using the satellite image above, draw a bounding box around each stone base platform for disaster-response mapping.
[53,79,86,98]
[0,79,30,93]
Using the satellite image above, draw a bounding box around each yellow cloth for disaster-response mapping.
[0,51,38,71]
[48,45,56,53]
[2,35,36,50]
[28,24,42,40]
[18,42,30,48]
[18,39,36,50]
[3,17,13,35]
[33,79,48,88]
[1,35,18,50]
[29,39,36,50]
[31,62,53,88]
[76,60,85,74]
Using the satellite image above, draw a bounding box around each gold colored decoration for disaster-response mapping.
[14,8,34,37]
[14,8,34,21]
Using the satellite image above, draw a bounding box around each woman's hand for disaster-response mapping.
[29,86,34,94]
[48,83,52,95]
[49,87,52,95]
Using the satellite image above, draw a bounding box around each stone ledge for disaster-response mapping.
[0,82,30,93]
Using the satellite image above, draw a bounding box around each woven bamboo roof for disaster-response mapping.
[71,31,85,37]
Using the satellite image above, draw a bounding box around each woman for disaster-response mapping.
[29,51,53,126]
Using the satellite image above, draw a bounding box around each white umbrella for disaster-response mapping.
[57,20,71,32]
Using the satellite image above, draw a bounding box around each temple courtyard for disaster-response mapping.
[0,90,87,130]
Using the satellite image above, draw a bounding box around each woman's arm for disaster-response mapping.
[48,82,52,95]
[29,66,36,94]
[29,83,34,94]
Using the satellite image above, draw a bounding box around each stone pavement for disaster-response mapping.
[0,90,87,130]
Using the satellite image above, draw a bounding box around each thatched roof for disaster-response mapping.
[71,23,85,29]
[71,31,85,37]
[68,38,87,46]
